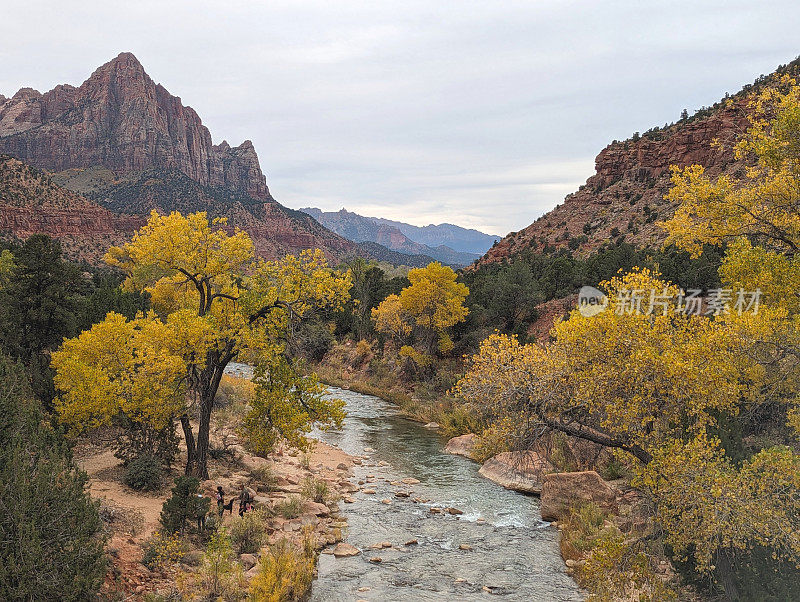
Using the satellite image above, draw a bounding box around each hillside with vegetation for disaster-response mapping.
[477,57,800,268]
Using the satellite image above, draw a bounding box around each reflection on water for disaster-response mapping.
[310,386,583,602]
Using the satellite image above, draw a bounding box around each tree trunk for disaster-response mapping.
[180,414,196,475]
[714,548,740,601]
[192,362,228,479]
[194,390,214,479]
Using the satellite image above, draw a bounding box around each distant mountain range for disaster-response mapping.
[301,207,499,267]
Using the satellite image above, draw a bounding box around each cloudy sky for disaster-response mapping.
[2,1,799,235]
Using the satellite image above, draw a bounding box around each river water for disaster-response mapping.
[309,386,583,602]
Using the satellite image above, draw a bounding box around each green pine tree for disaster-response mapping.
[0,354,106,600]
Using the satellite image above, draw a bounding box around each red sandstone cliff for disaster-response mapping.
[0,155,142,263]
[0,53,361,262]
[477,99,750,268]
[0,53,271,201]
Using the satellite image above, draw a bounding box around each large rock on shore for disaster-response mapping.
[444,433,479,459]
[478,451,553,494]
[539,470,617,521]
[331,543,361,557]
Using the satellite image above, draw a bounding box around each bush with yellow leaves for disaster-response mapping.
[247,533,316,602]
[177,530,246,601]
[141,531,188,570]
[558,502,676,602]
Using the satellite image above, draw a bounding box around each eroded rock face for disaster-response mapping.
[0,53,271,201]
[0,54,358,263]
[444,433,479,460]
[539,470,617,521]
[478,451,553,494]
[473,92,756,269]
[0,154,140,263]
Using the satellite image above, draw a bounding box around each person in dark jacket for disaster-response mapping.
[238,484,252,517]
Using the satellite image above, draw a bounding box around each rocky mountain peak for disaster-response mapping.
[0,53,272,201]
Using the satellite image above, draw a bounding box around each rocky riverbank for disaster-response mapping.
[443,433,685,598]
[76,422,360,599]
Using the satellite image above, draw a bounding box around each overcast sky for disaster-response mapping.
[1,1,799,235]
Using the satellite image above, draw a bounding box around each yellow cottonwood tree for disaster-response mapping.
[372,262,468,356]
[664,75,800,257]
[51,311,194,464]
[663,76,800,430]
[455,269,800,590]
[457,77,800,594]
[455,269,744,464]
[54,211,351,477]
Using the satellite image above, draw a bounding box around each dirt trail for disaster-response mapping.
[78,447,165,540]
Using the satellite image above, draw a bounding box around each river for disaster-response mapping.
[309,386,583,601]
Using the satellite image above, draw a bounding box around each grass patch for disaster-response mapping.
[301,477,333,504]
[273,495,303,520]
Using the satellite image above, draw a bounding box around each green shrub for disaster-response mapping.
[193,530,245,601]
[0,354,107,600]
[250,465,278,492]
[229,509,269,554]
[438,403,482,438]
[112,413,180,469]
[600,456,628,480]
[301,477,331,504]
[160,476,210,534]
[273,495,303,519]
[560,502,607,558]
[123,453,163,491]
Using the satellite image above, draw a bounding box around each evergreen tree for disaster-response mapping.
[160,476,209,534]
[0,354,106,600]
[0,235,82,405]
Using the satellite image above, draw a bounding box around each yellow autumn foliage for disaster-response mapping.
[372,261,468,356]
[53,211,351,476]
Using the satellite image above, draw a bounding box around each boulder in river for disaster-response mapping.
[332,543,361,557]
[539,470,617,521]
[444,433,479,459]
[478,451,553,494]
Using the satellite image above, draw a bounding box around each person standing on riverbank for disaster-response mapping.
[238,484,252,517]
